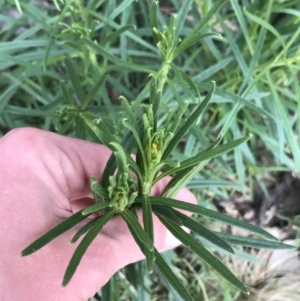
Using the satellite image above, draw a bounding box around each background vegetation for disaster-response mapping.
[1,0,299,300]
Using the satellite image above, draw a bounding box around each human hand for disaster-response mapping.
[0,128,196,301]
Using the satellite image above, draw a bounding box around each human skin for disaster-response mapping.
[0,128,197,301]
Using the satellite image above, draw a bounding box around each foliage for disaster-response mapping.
[0,0,299,300]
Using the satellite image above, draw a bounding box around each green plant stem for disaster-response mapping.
[157,60,171,92]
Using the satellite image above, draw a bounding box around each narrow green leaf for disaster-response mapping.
[142,194,154,272]
[238,1,272,93]
[163,109,173,133]
[197,82,274,119]
[150,75,161,131]
[216,14,248,79]
[70,217,100,243]
[154,249,194,301]
[173,210,234,254]
[63,210,115,286]
[21,210,92,256]
[168,14,176,37]
[125,262,143,290]
[52,0,61,11]
[148,197,278,241]
[99,24,135,46]
[4,105,57,117]
[161,136,223,196]
[110,142,128,175]
[163,162,207,198]
[14,0,23,13]
[176,134,251,171]
[64,58,85,102]
[0,84,19,114]
[152,158,179,175]
[110,142,143,181]
[174,0,193,39]
[244,8,286,56]
[150,1,160,44]
[159,217,249,294]
[60,81,76,106]
[216,233,294,250]
[83,37,153,73]
[168,101,189,134]
[122,118,147,169]
[101,133,134,187]
[267,72,300,171]
[81,201,110,216]
[125,209,146,255]
[121,209,154,251]
[101,155,117,189]
[75,116,86,139]
[230,0,253,55]
[120,96,137,128]
[177,68,201,101]
[152,205,183,226]
[157,134,251,182]
[83,73,107,108]
[171,63,197,103]
[91,176,109,200]
[58,116,75,135]
[84,117,119,147]
[163,82,215,160]
[179,0,227,51]
[101,278,112,301]
[101,117,144,188]
[174,33,221,58]
[44,0,69,67]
